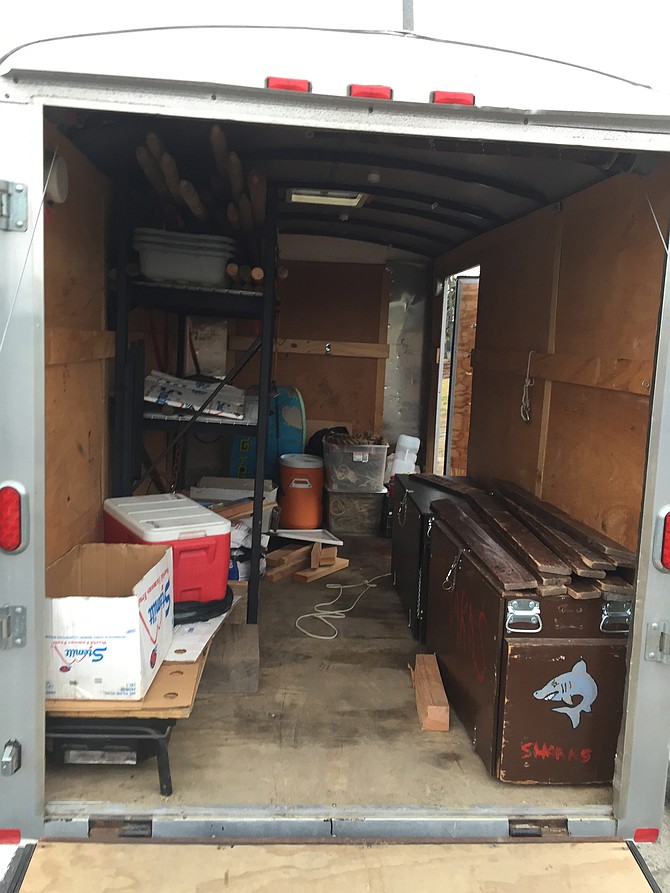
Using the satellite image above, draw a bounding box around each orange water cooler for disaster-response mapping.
[278,454,324,529]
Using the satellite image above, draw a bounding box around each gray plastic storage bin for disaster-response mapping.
[325,487,387,535]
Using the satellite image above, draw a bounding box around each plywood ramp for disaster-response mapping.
[21,842,651,892]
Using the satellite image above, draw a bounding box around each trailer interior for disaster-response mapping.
[41,103,669,820]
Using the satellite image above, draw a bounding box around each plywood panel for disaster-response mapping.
[449,281,478,475]
[277,261,386,341]
[275,354,380,432]
[20,842,652,893]
[556,167,670,360]
[44,123,110,331]
[470,206,559,353]
[467,368,546,493]
[437,167,668,544]
[44,126,112,561]
[541,383,649,551]
[45,362,107,565]
[230,260,389,433]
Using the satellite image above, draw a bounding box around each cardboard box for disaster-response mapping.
[45,544,173,700]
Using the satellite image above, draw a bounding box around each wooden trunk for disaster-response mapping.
[426,518,628,784]
[391,474,449,642]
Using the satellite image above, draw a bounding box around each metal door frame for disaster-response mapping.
[0,101,45,839]
[3,71,670,838]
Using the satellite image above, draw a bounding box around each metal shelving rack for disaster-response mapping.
[111,191,278,624]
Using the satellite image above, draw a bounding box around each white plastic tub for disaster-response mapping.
[133,228,236,286]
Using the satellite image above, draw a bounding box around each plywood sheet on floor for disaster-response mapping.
[45,539,611,811]
[21,842,651,893]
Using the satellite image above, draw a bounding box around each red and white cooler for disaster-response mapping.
[103,494,231,604]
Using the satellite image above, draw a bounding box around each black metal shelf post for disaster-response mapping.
[247,188,278,625]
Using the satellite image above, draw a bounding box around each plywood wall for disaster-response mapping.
[44,124,112,564]
[448,280,478,476]
[435,162,670,550]
[230,261,390,434]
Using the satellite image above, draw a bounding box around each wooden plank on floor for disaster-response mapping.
[19,841,654,892]
[266,545,312,567]
[198,622,259,694]
[293,556,350,583]
[411,654,450,731]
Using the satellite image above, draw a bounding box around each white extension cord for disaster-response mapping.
[295,573,392,640]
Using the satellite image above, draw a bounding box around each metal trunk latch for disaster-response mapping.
[0,606,27,650]
[645,621,670,662]
[0,181,28,232]
[600,600,632,634]
[506,599,542,634]
[396,490,412,528]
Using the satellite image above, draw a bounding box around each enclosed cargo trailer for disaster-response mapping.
[2,21,670,881]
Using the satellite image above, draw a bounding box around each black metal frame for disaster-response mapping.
[46,717,176,796]
[110,186,279,626]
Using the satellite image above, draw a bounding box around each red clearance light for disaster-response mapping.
[662,513,670,569]
[431,91,476,106]
[0,828,21,845]
[634,827,660,843]
[348,84,393,100]
[0,485,22,552]
[265,77,311,93]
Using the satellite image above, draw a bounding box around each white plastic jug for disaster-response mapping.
[390,435,420,476]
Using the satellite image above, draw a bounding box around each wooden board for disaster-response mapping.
[503,502,607,579]
[596,575,636,597]
[495,480,635,565]
[293,556,350,582]
[266,545,312,567]
[430,497,537,591]
[567,579,601,600]
[45,329,115,366]
[44,650,209,720]
[410,654,450,731]
[471,348,653,396]
[418,475,570,576]
[229,335,390,359]
[19,841,653,892]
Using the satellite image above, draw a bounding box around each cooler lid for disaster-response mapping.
[104,494,231,541]
[279,453,323,469]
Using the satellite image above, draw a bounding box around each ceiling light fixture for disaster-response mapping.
[286,188,367,208]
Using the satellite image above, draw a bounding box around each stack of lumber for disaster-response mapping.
[414,474,636,602]
[265,543,349,583]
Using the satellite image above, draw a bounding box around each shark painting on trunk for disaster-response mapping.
[533,659,598,729]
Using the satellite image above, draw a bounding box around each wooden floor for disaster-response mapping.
[20,842,651,892]
[45,537,612,811]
